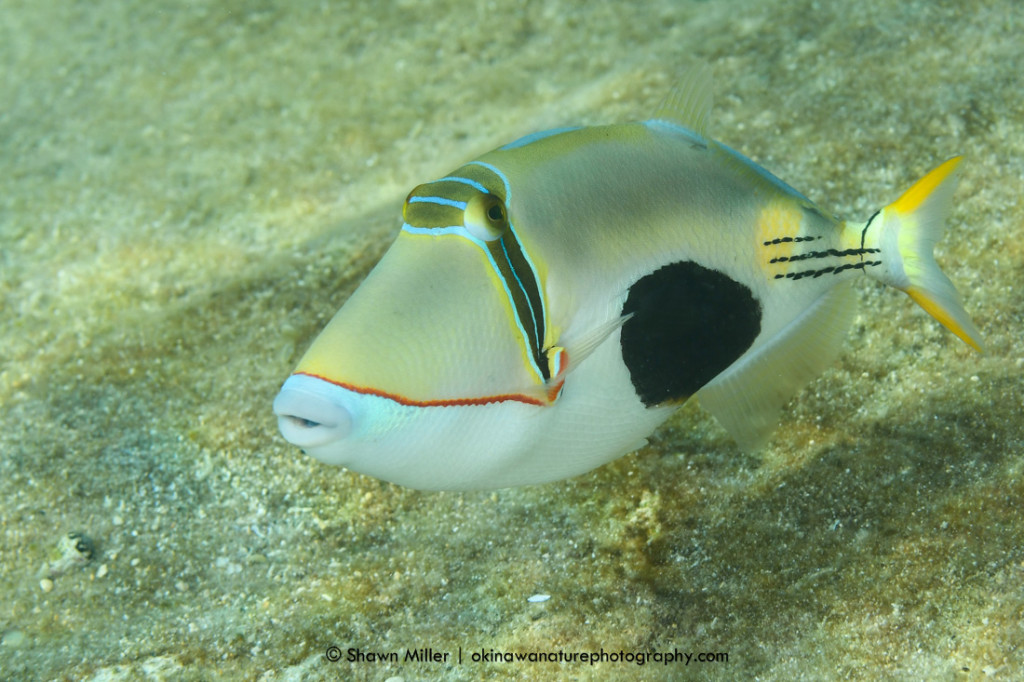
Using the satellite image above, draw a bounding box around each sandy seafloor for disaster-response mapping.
[2,0,1022,679]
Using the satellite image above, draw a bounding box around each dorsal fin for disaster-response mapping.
[652,62,714,138]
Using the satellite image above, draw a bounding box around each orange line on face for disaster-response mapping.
[294,372,548,407]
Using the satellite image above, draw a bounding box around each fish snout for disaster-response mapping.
[272,374,353,450]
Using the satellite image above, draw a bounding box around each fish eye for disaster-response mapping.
[464,193,508,242]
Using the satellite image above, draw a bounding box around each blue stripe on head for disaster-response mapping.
[499,233,541,352]
[435,176,490,194]
[467,161,512,203]
[408,196,469,210]
[499,126,583,151]
[402,223,481,243]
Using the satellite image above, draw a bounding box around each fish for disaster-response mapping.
[272,65,983,491]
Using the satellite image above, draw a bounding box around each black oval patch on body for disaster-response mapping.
[621,261,761,406]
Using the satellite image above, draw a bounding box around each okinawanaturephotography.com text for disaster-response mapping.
[327,645,729,667]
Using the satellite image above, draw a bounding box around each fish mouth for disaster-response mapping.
[272,374,353,449]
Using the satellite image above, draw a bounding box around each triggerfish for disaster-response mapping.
[273,66,983,490]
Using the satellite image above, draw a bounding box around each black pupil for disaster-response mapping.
[487,204,504,222]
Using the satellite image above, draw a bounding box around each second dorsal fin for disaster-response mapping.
[651,62,714,139]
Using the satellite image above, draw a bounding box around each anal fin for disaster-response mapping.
[694,284,857,451]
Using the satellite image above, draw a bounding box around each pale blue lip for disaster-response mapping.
[272,374,353,449]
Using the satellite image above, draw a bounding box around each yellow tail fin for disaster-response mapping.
[866,156,984,352]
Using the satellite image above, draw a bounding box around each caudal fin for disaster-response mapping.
[863,156,984,352]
